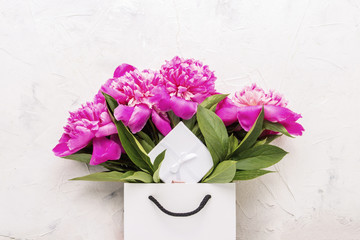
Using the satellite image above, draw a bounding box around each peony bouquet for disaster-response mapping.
[53,56,304,183]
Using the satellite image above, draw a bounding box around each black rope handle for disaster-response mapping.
[148,194,211,217]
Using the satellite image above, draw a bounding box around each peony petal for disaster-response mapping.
[53,142,71,157]
[95,122,118,138]
[67,129,94,151]
[264,105,302,123]
[215,98,239,126]
[237,106,262,131]
[58,132,70,143]
[113,64,136,78]
[114,105,134,125]
[238,105,304,135]
[53,131,92,157]
[170,96,197,120]
[101,84,127,103]
[90,137,121,165]
[110,134,125,153]
[128,104,151,133]
[151,110,172,136]
[99,111,112,124]
[191,93,211,103]
[281,121,305,136]
[150,87,171,111]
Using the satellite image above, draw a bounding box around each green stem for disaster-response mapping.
[148,120,159,144]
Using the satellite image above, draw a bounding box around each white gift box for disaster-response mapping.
[124,183,236,240]
[148,122,214,183]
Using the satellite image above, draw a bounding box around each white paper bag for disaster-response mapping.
[124,183,236,240]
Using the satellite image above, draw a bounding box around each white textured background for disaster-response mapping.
[1,0,360,239]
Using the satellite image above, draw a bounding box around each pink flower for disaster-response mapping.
[52,102,121,165]
[100,64,172,135]
[232,84,288,107]
[216,84,304,136]
[159,56,217,119]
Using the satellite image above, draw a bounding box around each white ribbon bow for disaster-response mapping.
[161,142,199,177]
[170,152,198,173]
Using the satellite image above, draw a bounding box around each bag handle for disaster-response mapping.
[148,194,211,217]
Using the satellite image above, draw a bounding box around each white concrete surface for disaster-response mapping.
[1,0,360,239]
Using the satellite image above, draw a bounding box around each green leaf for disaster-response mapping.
[71,171,134,182]
[263,121,293,138]
[203,161,237,183]
[62,153,91,164]
[191,124,202,138]
[227,134,239,158]
[122,171,154,183]
[157,133,164,142]
[201,167,214,182]
[200,94,228,111]
[168,111,180,127]
[152,150,166,183]
[100,164,126,172]
[102,92,118,114]
[153,150,166,171]
[71,171,153,183]
[153,164,162,183]
[137,131,156,148]
[115,119,154,174]
[264,134,281,144]
[103,93,154,174]
[232,170,273,181]
[197,105,229,165]
[138,139,153,153]
[253,138,267,147]
[234,145,288,170]
[141,121,160,144]
[183,115,197,130]
[101,155,138,172]
[231,106,264,157]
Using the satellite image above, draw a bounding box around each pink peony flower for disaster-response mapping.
[232,84,288,107]
[216,84,304,136]
[52,102,121,165]
[94,64,136,105]
[159,56,217,119]
[100,64,172,135]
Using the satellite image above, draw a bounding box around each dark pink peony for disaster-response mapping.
[53,102,122,165]
[159,56,217,119]
[99,64,172,135]
[216,84,304,136]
